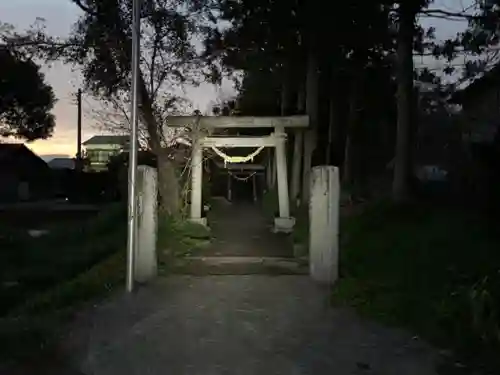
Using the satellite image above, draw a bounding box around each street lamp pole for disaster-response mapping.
[126,0,141,293]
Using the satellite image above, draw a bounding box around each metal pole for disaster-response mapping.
[126,0,141,293]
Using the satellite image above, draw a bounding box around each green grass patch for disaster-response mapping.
[157,216,212,260]
[0,203,127,315]
[0,204,128,365]
[0,250,126,364]
[334,200,500,373]
[16,251,126,316]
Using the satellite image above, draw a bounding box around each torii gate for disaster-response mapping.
[167,115,309,233]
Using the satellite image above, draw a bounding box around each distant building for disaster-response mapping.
[48,157,75,170]
[82,135,129,171]
[0,143,53,202]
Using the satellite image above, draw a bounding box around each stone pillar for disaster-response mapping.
[134,165,158,283]
[274,126,295,233]
[190,140,206,225]
[309,166,340,285]
[290,130,303,207]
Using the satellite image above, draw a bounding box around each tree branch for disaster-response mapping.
[72,0,97,16]
[420,9,482,21]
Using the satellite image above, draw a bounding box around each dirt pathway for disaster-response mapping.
[62,276,438,375]
[203,199,294,257]
[8,201,441,374]
[172,199,303,275]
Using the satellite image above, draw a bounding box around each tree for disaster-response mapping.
[0,48,55,141]
[234,70,281,116]
[89,92,192,149]
[392,1,428,202]
[53,0,204,217]
[395,0,500,202]
[202,0,400,199]
[3,1,204,216]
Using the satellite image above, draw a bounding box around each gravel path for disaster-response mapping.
[202,200,294,258]
[9,201,440,374]
[63,276,439,375]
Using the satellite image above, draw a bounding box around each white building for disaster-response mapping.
[82,135,129,171]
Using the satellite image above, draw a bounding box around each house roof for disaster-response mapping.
[82,135,129,146]
[0,143,22,157]
[0,143,34,160]
[0,143,49,170]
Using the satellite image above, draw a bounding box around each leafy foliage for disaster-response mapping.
[0,48,55,141]
[65,0,200,99]
[336,202,500,372]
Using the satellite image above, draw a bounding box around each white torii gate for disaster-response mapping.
[167,115,309,233]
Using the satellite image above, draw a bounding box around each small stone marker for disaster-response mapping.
[134,165,158,283]
[309,166,340,284]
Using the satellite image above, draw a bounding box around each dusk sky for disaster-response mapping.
[0,0,471,158]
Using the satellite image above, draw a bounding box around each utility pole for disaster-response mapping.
[126,0,141,293]
[76,88,82,171]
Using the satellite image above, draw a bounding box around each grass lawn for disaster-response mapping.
[157,214,212,266]
[0,203,127,315]
[0,203,213,368]
[0,250,126,366]
[335,201,500,373]
[0,203,128,368]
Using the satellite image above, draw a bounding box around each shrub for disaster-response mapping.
[335,201,500,372]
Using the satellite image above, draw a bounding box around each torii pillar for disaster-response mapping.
[190,137,206,226]
[273,125,295,233]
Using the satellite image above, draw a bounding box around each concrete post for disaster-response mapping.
[290,130,303,206]
[134,165,158,283]
[309,166,340,285]
[190,140,206,225]
[274,126,295,233]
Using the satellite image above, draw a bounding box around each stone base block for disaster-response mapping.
[273,217,295,233]
[189,217,208,227]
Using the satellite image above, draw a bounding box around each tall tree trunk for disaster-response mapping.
[342,77,359,188]
[297,82,306,114]
[301,46,319,204]
[326,94,335,165]
[290,81,305,204]
[157,151,180,216]
[393,3,416,202]
[138,74,181,216]
[280,67,294,116]
[75,0,182,216]
[330,72,349,167]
